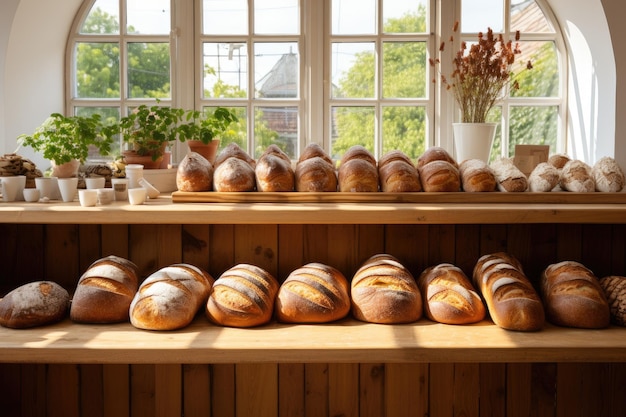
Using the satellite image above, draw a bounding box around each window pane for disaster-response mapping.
[512,41,558,98]
[75,42,120,98]
[383,42,427,98]
[255,107,298,159]
[509,106,558,155]
[127,43,170,98]
[331,106,375,159]
[332,43,375,99]
[511,0,553,33]
[215,107,248,151]
[80,0,119,34]
[203,0,248,35]
[255,0,299,35]
[383,0,428,33]
[461,0,503,33]
[255,43,299,99]
[126,0,170,34]
[203,43,248,98]
[382,106,426,160]
[332,0,376,35]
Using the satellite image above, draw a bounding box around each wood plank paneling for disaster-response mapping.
[236,364,278,417]
[212,364,235,417]
[183,364,211,417]
[304,363,328,417]
[80,364,104,417]
[278,364,304,417]
[47,364,79,417]
[328,363,359,417]
[103,364,130,417]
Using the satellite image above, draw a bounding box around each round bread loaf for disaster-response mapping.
[418,160,461,192]
[275,263,350,323]
[176,152,213,192]
[206,264,279,328]
[130,264,213,331]
[299,143,333,165]
[528,162,560,192]
[295,156,338,192]
[548,153,570,170]
[541,261,610,329]
[0,281,70,329]
[599,275,626,326]
[592,156,625,192]
[418,263,486,324]
[338,158,379,192]
[459,159,497,192]
[351,254,422,324]
[560,160,595,192]
[213,156,256,192]
[416,146,458,169]
[378,159,422,192]
[490,158,528,192]
[214,142,256,169]
[256,150,295,192]
[70,255,140,324]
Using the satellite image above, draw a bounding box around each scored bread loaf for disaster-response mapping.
[275,263,350,323]
[418,160,461,192]
[176,152,214,192]
[592,156,625,192]
[540,261,610,329]
[528,162,560,192]
[560,160,595,192]
[340,145,377,167]
[351,254,422,324]
[295,156,338,192]
[0,281,70,329]
[130,264,213,331]
[255,145,295,192]
[206,264,279,328]
[213,156,256,192]
[338,159,379,192]
[214,142,256,169]
[418,263,486,324]
[548,153,570,170]
[490,158,528,192]
[599,275,626,326]
[70,255,140,324]
[299,143,334,166]
[378,150,422,192]
[472,253,545,331]
[416,146,458,170]
[459,159,497,192]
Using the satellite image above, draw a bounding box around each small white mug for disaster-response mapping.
[78,189,98,207]
[128,187,147,205]
[85,177,106,189]
[23,188,41,202]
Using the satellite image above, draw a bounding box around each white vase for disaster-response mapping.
[452,123,497,163]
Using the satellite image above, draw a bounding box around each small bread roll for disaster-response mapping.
[214,143,256,169]
[541,261,610,329]
[560,160,595,192]
[0,281,70,329]
[295,156,338,192]
[213,156,256,192]
[418,263,486,324]
[418,160,461,192]
[206,264,279,328]
[176,152,214,192]
[528,162,560,192]
[130,264,213,331]
[256,146,295,192]
[592,156,625,192]
[599,275,626,326]
[351,254,422,324]
[378,150,421,192]
[548,153,570,170]
[490,158,528,192]
[417,146,458,170]
[459,159,497,192]
[275,263,350,323]
[339,159,379,192]
[299,143,333,165]
[70,255,140,324]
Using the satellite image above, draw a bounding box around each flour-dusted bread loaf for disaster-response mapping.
[214,142,256,169]
[548,153,570,170]
[417,146,458,170]
[592,156,625,192]
[378,150,422,192]
[176,152,214,192]
[418,263,486,324]
[490,158,528,192]
[338,159,379,192]
[295,156,338,192]
[130,264,213,331]
[540,261,610,329]
[206,264,279,328]
[255,145,295,192]
[528,162,560,192]
[340,145,377,167]
[459,159,497,192]
[560,160,595,192]
[418,160,461,192]
[0,281,70,329]
[275,263,350,323]
[351,254,422,324]
[213,156,256,192]
[599,275,626,326]
[472,253,545,331]
[70,255,140,324]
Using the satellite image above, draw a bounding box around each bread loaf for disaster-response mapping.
[275,263,350,323]
[418,160,461,192]
[548,153,570,170]
[299,143,333,166]
[490,158,528,192]
[599,275,626,326]
[417,146,458,170]
[295,156,338,192]
[176,152,213,192]
[540,261,610,329]
[418,263,486,324]
[338,159,379,192]
[378,151,422,192]
[255,146,295,192]
[0,281,70,329]
[214,142,256,169]
[592,156,625,192]
[528,162,560,192]
[206,264,279,327]
[340,145,377,167]
[560,160,595,192]
[472,253,544,331]
[130,264,213,331]
[213,156,256,192]
[351,254,422,324]
[459,159,497,192]
[70,255,139,323]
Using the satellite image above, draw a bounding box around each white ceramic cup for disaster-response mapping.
[111,178,129,201]
[1,175,26,202]
[96,188,115,205]
[58,177,79,202]
[85,177,106,189]
[78,189,98,207]
[128,187,147,205]
[125,164,144,189]
[35,177,59,200]
[23,188,41,202]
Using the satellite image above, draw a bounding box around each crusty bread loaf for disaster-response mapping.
[255,146,295,192]
[338,158,379,192]
[418,160,461,192]
[599,275,626,326]
[378,150,422,192]
[70,255,139,324]
[295,156,338,192]
[528,162,560,192]
[130,264,213,331]
[214,142,256,169]
[592,156,625,192]
[213,156,256,192]
[418,263,486,324]
[299,143,333,165]
[541,261,610,329]
[560,160,595,192]
[275,263,350,323]
[206,264,279,328]
[378,150,413,169]
[548,153,570,170]
[459,159,497,192]
[417,146,458,170]
[472,253,545,331]
[490,158,528,192]
[176,152,213,192]
[340,145,377,167]
[0,281,70,329]
[351,254,422,324]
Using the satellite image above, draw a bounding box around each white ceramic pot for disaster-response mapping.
[452,122,497,164]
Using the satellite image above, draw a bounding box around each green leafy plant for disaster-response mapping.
[176,107,239,144]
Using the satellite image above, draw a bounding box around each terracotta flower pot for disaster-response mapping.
[51,159,80,178]
[187,139,220,164]
[122,150,163,169]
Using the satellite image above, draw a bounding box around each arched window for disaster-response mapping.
[67,0,566,163]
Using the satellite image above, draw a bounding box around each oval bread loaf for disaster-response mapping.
[592,156,625,192]
[599,275,626,326]
[295,156,337,192]
[490,158,528,192]
[459,159,497,192]
[560,160,595,192]
[276,263,350,323]
[213,156,256,192]
[176,152,214,192]
[378,150,421,192]
[255,149,295,192]
[0,281,70,329]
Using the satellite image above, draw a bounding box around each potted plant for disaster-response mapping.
[176,107,239,164]
[17,113,112,177]
[430,23,533,162]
